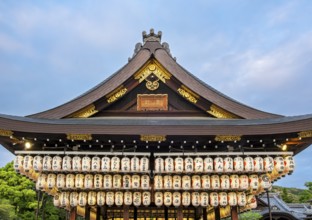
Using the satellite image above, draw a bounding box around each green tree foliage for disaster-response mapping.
[239,211,262,220]
[281,188,293,203]
[0,199,17,219]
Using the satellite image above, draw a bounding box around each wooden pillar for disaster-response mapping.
[101,205,107,220]
[96,206,101,220]
[164,206,168,220]
[231,206,239,220]
[214,207,221,220]
[177,206,183,220]
[203,208,207,220]
[123,205,129,220]
[134,207,138,220]
[85,205,91,220]
[69,207,77,220]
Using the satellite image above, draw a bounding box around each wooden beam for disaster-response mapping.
[134,207,138,220]
[231,206,239,220]
[69,207,77,220]
[164,206,168,220]
[177,206,183,220]
[85,205,91,220]
[96,206,101,220]
[123,205,129,220]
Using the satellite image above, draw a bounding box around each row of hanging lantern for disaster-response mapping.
[154,155,295,174]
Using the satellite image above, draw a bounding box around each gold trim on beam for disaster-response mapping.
[298,130,312,139]
[66,134,92,141]
[215,135,241,142]
[0,129,13,137]
[134,60,171,84]
[177,85,199,104]
[207,104,237,119]
[68,104,98,118]
[140,135,166,142]
[106,86,128,103]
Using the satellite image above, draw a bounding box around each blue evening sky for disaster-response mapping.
[0,1,312,188]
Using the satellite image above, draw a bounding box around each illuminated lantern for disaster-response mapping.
[14,155,24,172]
[60,192,70,207]
[154,157,164,172]
[192,175,201,189]
[254,156,264,172]
[211,175,220,189]
[97,192,105,206]
[230,174,239,189]
[210,192,219,207]
[132,175,140,189]
[184,157,194,172]
[133,192,141,206]
[103,174,112,189]
[191,192,200,207]
[78,192,87,206]
[201,175,210,189]
[140,157,149,172]
[223,156,234,173]
[141,175,150,189]
[214,156,224,172]
[164,175,173,189]
[155,192,163,207]
[62,156,72,171]
[259,174,271,190]
[204,156,213,172]
[165,157,174,172]
[154,175,163,190]
[115,191,123,206]
[228,192,237,206]
[56,174,66,189]
[33,155,43,172]
[101,156,110,171]
[142,191,151,206]
[113,174,122,189]
[72,156,82,172]
[94,174,103,189]
[249,174,259,191]
[121,157,130,172]
[274,156,285,174]
[111,156,120,172]
[123,174,131,189]
[52,156,62,172]
[82,156,91,172]
[124,191,133,206]
[75,174,84,189]
[220,175,230,189]
[246,195,257,209]
[172,175,181,189]
[70,192,78,207]
[237,192,247,206]
[174,157,184,172]
[200,192,209,207]
[182,175,191,190]
[284,156,295,174]
[194,156,204,172]
[182,192,191,207]
[244,156,254,172]
[239,175,249,190]
[219,192,227,206]
[23,155,33,172]
[131,156,140,172]
[106,192,114,206]
[264,156,274,173]
[91,156,101,172]
[47,173,56,189]
[84,174,94,189]
[43,155,53,171]
[164,192,172,207]
[37,173,47,189]
[66,174,75,189]
[234,156,244,172]
[53,194,60,207]
[173,192,181,207]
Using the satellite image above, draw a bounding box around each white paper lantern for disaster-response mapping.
[164,175,172,189]
[106,192,114,206]
[174,157,184,172]
[224,156,234,172]
[103,174,112,189]
[284,156,295,174]
[264,156,274,173]
[133,192,141,207]
[75,174,84,189]
[110,156,120,172]
[70,192,78,207]
[141,175,150,189]
[60,192,70,207]
[78,192,88,206]
[113,174,122,189]
[154,157,164,172]
[23,155,33,173]
[234,156,244,172]
[164,191,172,207]
[33,155,43,172]
[194,157,204,172]
[237,192,247,206]
[115,192,123,206]
[173,192,181,207]
[192,175,201,189]
[140,157,149,172]
[244,156,254,172]
[204,157,214,172]
[42,156,53,171]
[154,175,163,190]
[142,191,151,206]
[97,192,106,206]
[182,192,191,207]
[37,173,47,189]
[47,173,56,189]
[182,175,191,190]
[239,175,249,190]
[123,174,131,189]
[191,192,200,207]
[82,156,91,172]
[249,174,259,191]
[66,174,75,189]
[62,156,72,171]
[14,155,24,172]
[211,175,220,189]
[155,192,163,207]
[91,156,101,172]
[84,174,94,189]
[214,157,224,172]
[274,156,285,174]
[184,157,194,172]
[53,194,60,207]
[131,157,140,172]
[124,191,133,206]
[219,192,227,207]
[201,175,210,189]
[254,156,264,172]
[172,175,181,190]
[209,192,219,207]
[52,156,62,172]
[230,174,239,189]
[101,156,111,171]
[72,156,82,172]
[228,192,237,206]
[165,157,174,172]
[132,175,140,189]
[259,174,271,190]
[56,174,66,189]
[220,175,230,189]
[200,192,209,207]
[121,157,130,172]
[94,174,103,189]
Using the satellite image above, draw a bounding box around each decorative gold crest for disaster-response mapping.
[207,105,237,119]
[0,129,13,137]
[215,135,241,142]
[177,85,198,104]
[140,135,166,142]
[68,104,98,118]
[298,131,312,139]
[106,86,128,103]
[134,60,171,84]
[66,134,92,141]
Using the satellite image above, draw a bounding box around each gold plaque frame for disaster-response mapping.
[137,94,168,111]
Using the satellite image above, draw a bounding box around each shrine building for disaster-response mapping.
[1,29,312,220]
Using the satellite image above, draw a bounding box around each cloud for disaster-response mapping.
[267,2,296,27]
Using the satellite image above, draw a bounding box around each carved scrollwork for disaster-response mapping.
[298,131,312,139]
[66,134,92,141]
[215,135,241,142]
[0,129,13,137]
[207,105,237,119]
[134,61,171,84]
[106,87,128,103]
[145,79,159,91]
[140,135,166,142]
[177,86,198,104]
[69,104,98,118]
